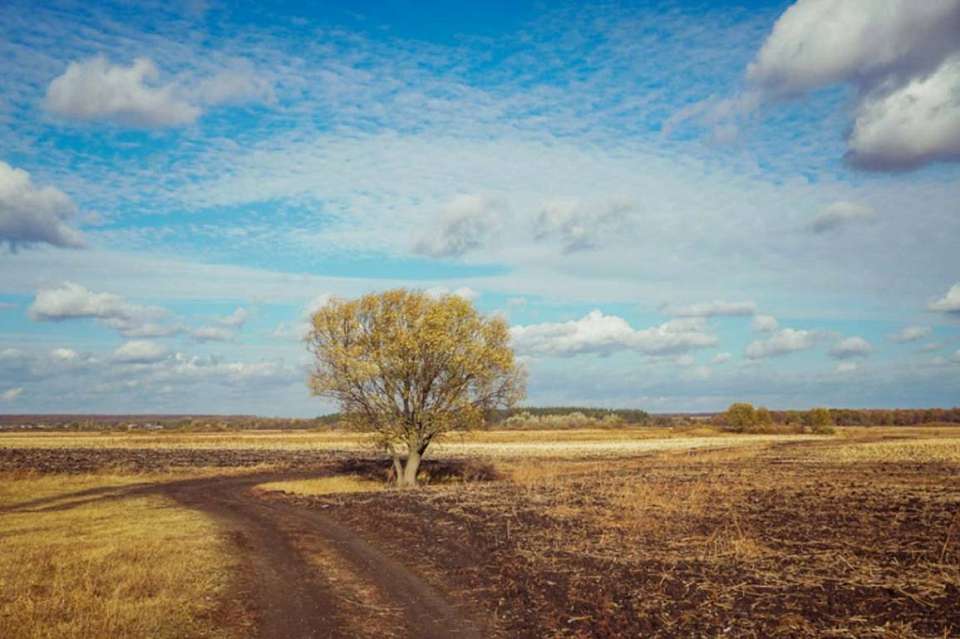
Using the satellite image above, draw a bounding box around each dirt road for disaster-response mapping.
[163,474,489,639]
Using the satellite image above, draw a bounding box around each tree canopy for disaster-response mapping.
[306,289,525,486]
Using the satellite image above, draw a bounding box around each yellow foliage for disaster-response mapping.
[306,288,526,455]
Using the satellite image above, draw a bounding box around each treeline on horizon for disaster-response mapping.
[1,407,959,431]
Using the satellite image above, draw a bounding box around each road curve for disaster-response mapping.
[163,474,488,639]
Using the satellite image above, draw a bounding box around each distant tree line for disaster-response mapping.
[715,404,960,434]
[3,406,957,432]
[488,407,652,424]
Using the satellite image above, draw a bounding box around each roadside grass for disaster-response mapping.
[256,475,384,496]
[0,473,238,639]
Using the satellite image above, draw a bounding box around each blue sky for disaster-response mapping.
[1,0,959,416]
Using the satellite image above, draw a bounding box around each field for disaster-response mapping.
[1,427,958,638]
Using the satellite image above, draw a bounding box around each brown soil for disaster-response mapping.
[0,447,342,473]
[286,444,960,638]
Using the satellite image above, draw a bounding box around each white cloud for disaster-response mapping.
[1,387,23,402]
[28,282,174,337]
[848,55,960,170]
[744,0,960,170]
[751,314,778,332]
[424,286,479,301]
[835,361,860,374]
[113,340,169,363]
[50,347,79,362]
[745,328,817,359]
[163,352,296,384]
[810,201,876,233]
[890,325,932,343]
[929,283,960,313]
[193,65,275,107]
[712,352,732,364]
[533,197,635,253]
[0,161,84,249]
[510,311,717,357]
[217,307,249,328]
[45,56,201,127]
[414,194,504,258]
[829,336,872,359]
[746,1,960,96]
[190,326,234,342]
[43,56,272,128]
[273,293,332,341]
[663,300,756,318]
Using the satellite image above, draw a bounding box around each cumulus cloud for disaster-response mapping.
[890,325,932,343]
[810,201,876,233]
[217,307,248,328]
[829,336,872,359]
[45,56,201,126]
[414,194,504,258]
[533,197,635,253]
[747,1,960,96]
[113,340,169,363]
[744,0,960,171]
[28,282,174,337]
[0,161,84,250]
[510,311,717,357]
[929,283,960,313]
[1,387,23,402]
[847,55,960,170]
[745,328,817,359]
[44,56,272,128]
[751,314,778,332]
[663,300,756,318]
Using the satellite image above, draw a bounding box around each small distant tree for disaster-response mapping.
[306,289,526,487]
[805,407,834,434]
[723,402,757,432]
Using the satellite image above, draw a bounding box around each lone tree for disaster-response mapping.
[306,289,526,487]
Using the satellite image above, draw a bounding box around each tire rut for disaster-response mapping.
[164,475,487,639]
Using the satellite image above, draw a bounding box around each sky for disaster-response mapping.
[1,0,959,417]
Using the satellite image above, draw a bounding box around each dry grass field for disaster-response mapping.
[1,426,957,638]
[0,472,241,639]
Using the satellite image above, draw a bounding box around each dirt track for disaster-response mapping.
[163,474,488,639]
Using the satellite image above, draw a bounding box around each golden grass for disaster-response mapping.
[0,473,237,639]
[0,429,823,460]
[808,437,960,464]
[256,475,384,496]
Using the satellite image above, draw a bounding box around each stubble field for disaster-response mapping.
[1,427,958,638]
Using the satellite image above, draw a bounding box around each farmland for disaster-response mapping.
[1,427,958,638]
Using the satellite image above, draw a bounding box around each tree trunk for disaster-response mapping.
[390,453,403,484]
[400,449,421,487]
